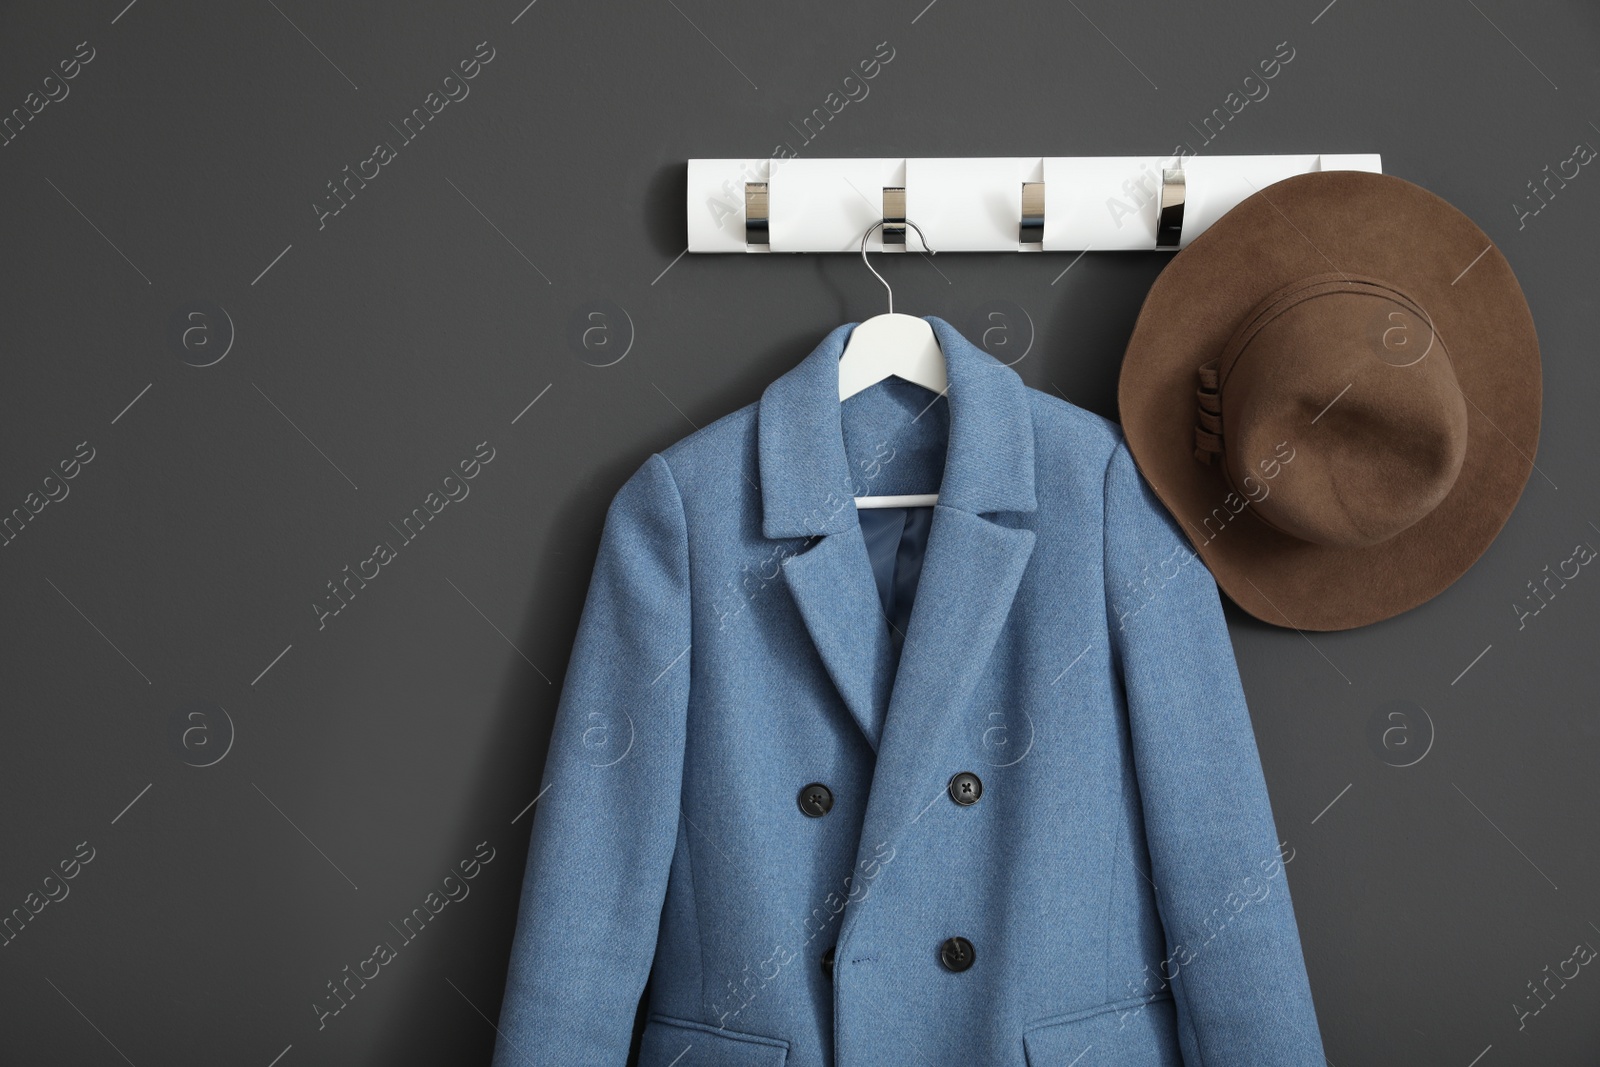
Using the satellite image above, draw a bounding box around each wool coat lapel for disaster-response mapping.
[778,525,898,751]
[758,316,1038,902]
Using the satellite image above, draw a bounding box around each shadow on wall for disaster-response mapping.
[647,163,690,260]
[361,451,623,1066]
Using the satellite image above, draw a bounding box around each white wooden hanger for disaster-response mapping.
[840,219,946,509]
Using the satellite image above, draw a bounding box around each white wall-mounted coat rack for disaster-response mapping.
[687,153,1382,253]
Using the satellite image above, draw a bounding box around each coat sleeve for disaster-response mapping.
[491,452,692,1066]
[1101,439,1325,1067]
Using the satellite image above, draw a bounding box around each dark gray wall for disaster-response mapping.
[2,0,1596,1063]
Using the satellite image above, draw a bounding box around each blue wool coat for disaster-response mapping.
[491,317,1325,1066]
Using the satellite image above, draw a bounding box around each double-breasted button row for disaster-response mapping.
[803,776,977,982]
[797,782,834,818]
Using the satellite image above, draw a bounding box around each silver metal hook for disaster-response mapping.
[858,218,935,315]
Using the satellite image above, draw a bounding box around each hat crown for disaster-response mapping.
[1214,274,1470,548]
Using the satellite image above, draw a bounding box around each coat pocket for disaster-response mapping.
[1022,991,1182,1067]
[638,1012,790,1067]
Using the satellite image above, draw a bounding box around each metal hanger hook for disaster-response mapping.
[858,219,935,315]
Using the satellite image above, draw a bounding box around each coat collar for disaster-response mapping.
[759,316,1041,949]
[758,316,1038,758]
[757,316,1038,539]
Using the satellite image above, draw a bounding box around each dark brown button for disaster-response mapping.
[939,935,975,972]
[948,771,983,806]
[798,782,834,818]
[822,944,835,979]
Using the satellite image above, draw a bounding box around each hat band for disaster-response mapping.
[1191,355,1304,541]
[1193,358,1223,464]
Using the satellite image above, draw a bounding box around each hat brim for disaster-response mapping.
[1117,170,1541,632]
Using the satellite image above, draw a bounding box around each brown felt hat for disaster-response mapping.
[1118,170,1541,631]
